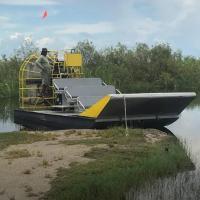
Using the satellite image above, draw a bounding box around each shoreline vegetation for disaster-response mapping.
[0,128,194,200]
[1,41,200,98]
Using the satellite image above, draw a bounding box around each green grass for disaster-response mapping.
[44,128,194,200]
[0,132,56,151]
[5,148,31,159]
[62,128,145,147]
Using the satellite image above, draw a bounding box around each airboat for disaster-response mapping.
[14,50,196,130]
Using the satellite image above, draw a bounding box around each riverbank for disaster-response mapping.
[0,128,194,200]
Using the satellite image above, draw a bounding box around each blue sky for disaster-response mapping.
[0,0,200,56]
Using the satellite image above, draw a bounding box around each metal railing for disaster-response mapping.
[64,87,85,111]
[19,50,84,111]
[19,54,55,110]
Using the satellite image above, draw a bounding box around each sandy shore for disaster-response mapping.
[0,131,95,200]
[0,129,167,200]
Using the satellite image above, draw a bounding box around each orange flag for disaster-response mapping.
[42,10,48,19]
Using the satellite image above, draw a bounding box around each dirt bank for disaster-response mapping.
[0,129,168,200]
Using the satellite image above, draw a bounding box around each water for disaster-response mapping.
[0,98,19,133]
[168,107,200,165]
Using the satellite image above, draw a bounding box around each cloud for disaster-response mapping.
[0,0,59,6]
[2,0,200,56]
[99,0,200,53]
[9,32,33,42]
[0,16,17,29]
[36,37,55,49]
[55,22,114,35]
[134,18,161,42]
[10,32,23,40]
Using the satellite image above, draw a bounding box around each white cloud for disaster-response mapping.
[0,16,17,29]
[9,32,33,43]
[36,37,55,49]
[2,0,200,56]
[63,41,77,49]
[0,0,59,6]
[56,22,114,35]
[99,0,200,54]
[10,32,22,40]
[118,17,161,43]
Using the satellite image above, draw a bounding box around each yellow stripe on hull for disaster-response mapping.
[80,95,110,118]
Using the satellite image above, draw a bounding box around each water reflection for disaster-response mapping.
[0,98,19,132]
[168,108,200,165]
[127,171,200,200]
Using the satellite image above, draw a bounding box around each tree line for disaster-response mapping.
[0,40,200,98]
[0,41,37,98]
[77,41,200,93]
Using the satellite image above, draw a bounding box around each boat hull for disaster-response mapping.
[14,110,95,130]
[14,110,178,130]
[14,92,196,130]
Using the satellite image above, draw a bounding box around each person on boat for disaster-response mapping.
[35,48,52,97]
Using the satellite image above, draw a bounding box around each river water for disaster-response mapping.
[1,98,200,199]
[0,98,19,133]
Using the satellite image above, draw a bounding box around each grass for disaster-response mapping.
[63,138,109,146]
[44,127,194,200]
[36,150,43,157]
[0,131,57,151]
[53,155,64,161]
[6,149,31,159]
[24,185,33,193]
[42,159,50,168]
[9,196,15,200]
[23,169,32,175]
[24,184,39,197]
[45,173,52,179]
[62,128,144,147]
[0,189,5,195]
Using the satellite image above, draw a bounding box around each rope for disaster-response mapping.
[123,95,128,136]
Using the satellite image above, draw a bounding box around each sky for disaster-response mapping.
[0,0,200,56]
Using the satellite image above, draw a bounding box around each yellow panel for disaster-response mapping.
[80,95,111,118]
[64,53,82,67]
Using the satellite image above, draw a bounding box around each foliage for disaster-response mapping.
[0,132,57,151]
[0,40,38,98]
[0,55,21,98]
[5,148,31,159]
[1,40,200,98]
[76,41,200,93]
